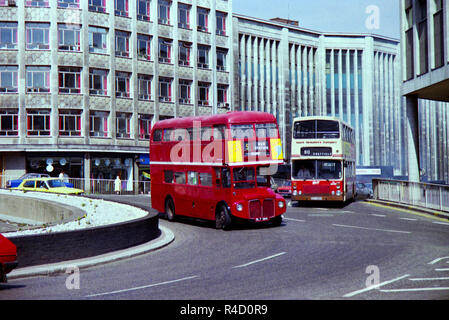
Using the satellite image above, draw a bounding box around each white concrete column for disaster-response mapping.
[405,95,420,182]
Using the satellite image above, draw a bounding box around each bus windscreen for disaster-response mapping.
[293,160,342,180]
[293,120,340,139]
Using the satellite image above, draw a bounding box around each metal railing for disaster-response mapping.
[0,175,151,195]
[373,179,449,213]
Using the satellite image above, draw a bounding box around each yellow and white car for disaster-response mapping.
[11,178,84,195]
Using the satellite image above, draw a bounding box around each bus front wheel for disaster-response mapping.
[165,198,176,221]
[216,205,231,230]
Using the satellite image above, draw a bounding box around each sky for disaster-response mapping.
[232,0,400,39]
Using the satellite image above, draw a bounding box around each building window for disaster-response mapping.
[58,24,81,52]
[0,65,18,93]
[179,41,191,66]
[59,67,81,94]
[138,114,152,140]
[197,8,209,32]
[59,110,81,137]
[26,66,50,93]
[179,79,192,104]
[0,0,16,6]
[198,82,210,106]
[0,109,18,137]
[158,0,171,25]
[89,0,106,13]
[417,0,428,75]
[137,0,151,21]
[217,84,229,108]
[198,45,210,69]
[89,68,108,96]
[115,0,129,17]
[25,0,49,7]
[433,0,444,69]
[137,34,151,60]
[216,12,227,36]
[115,30,130,58]
[116,112,131,138]
[178,3,190,29]
[158,38,172,63]
[89,111,109,137]
[58,0,80,9]
[26,23,50,50]
[115,71,131,98]
[159,77,172,102]
[27,109,50,136]
[89,26,108,54]
[138,74,152,100]
[0,22,18,50]
[217,48,227,71]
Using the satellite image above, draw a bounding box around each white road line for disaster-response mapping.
[432,221,449,226]
[86,275,199,298]
[428,257,449,265]
[283,217,306,222]
[332,223,411,234]
[232,252,287,269]
[380,287,449,293]
[308,213,334,217]
[400,217,418,221]
[343,274,410,298]
[371,214,387,217]
[435,268,449,272]
[409,277,449,281]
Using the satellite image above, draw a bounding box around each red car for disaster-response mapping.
[0,234,18,283]
[277,180,292,197]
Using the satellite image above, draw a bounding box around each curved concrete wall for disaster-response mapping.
[0,193,85,225]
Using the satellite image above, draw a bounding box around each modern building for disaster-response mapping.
[401,0,449,183]
[0,0,233,191]
[233,14,407,176]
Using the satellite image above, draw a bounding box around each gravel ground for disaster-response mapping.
[0,190,149,238]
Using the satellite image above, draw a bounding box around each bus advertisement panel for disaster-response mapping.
[150,112,286,229]
[290,116,356,203]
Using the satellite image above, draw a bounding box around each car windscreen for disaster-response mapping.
[47,180,66,188]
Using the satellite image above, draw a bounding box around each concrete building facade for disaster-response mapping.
[401,0,449,183]
[0,0,233,190]
[234,14,407,176]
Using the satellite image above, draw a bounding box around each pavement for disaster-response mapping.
[7,225,174,280]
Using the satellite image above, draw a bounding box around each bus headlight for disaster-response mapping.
[292,190,298,196]
[336,190,341,196]
[331,191,335,195]
[236,203,243,212]
[278,201,285,208]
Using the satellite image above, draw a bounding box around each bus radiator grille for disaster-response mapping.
[249,199,275,219]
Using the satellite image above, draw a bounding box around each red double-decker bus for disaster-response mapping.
[150,111,286,229]
[290,116,356,203]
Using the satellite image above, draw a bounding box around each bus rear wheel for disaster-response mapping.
[216,205,231,230]
[165,198,176,221]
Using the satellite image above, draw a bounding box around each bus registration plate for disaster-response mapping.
[311,197,323,200]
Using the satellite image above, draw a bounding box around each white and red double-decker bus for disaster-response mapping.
[150,111,286,229]
[290,116,356,203]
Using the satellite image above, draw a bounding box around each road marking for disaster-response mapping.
[432,221,449,226]
[284,217,306,222]
[400,217,418,221]
[435,268,449,272]
[343,274,410,298]
[332,223,411,234]
[371,214,387,217]
[232,252,287,269]
[366,202,449,223]
[428,257,449,265]
[86,275,199,298]
[380,287,449,293]
[308,213,334,217]
[409,277,449,281]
